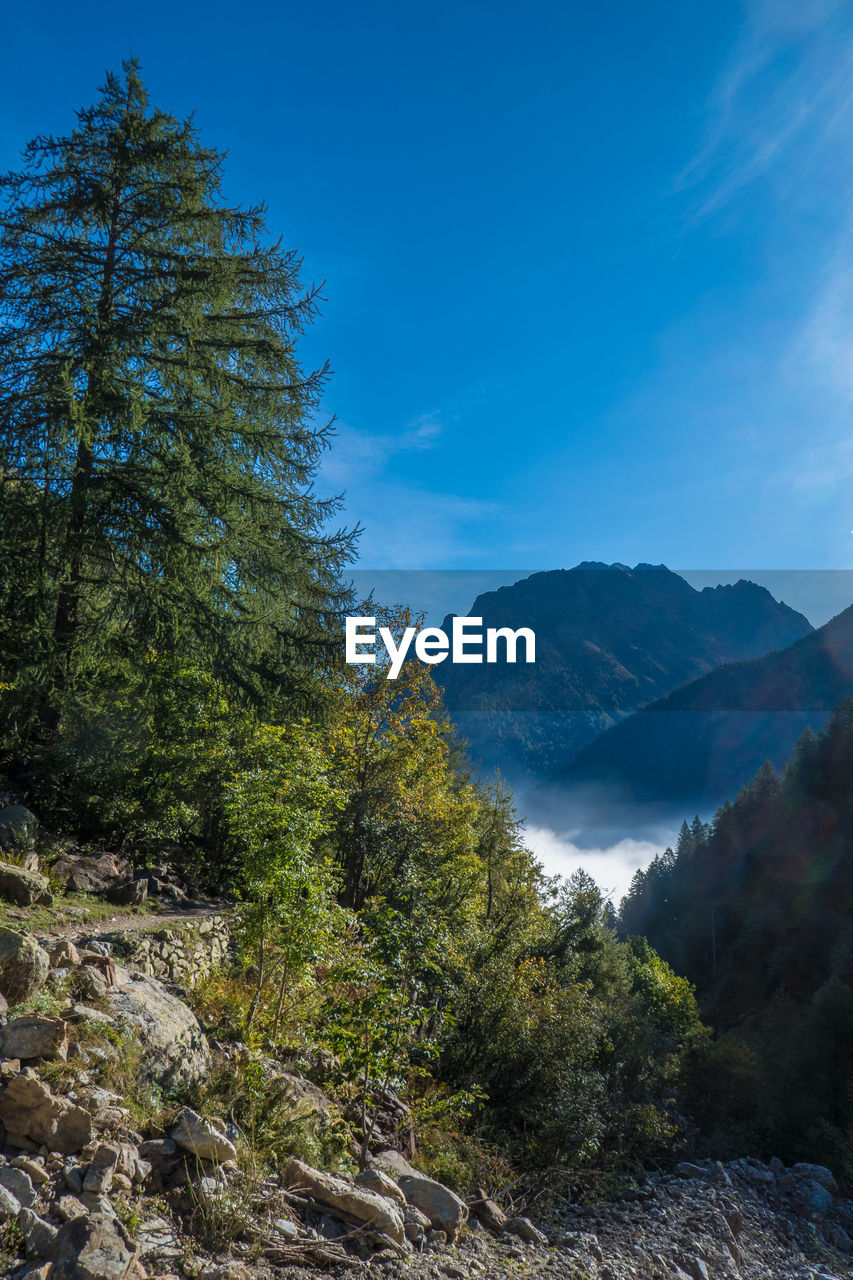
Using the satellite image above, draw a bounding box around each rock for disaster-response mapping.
[50,940,81,968]
[0,1072,93,1153]
[55,1196,87,1223]
[505,1216,548,1246]
[796,1176,833,1218]
[138,1139,178,1175]
[0,1181,21,1218]
[75,967,110,1003]
[355,1167,407,1206]
[403,1203,431,1244]
[0,1163,37,1206]
[105,880,147,908]
[20,1263,52,1280]
[792,1162,838,1195]
[0,928,50,1003]
[198,1265,249,1280]
[83,1143,120,1194]
[11,1156,49,1185]
[66,1004,115,1025]
[49,1212,137,1279]
[285,1157,406,1245]
[18,1207,58,1257]
[470,1196,507,1234]
[0,805,38,852]
[273,1068,332,1119]
[106,974,210,1088]
[51,853,132,895]
[396,1171,468,1243]
[676,1162,707,1179]
[0,862,52,906]
[273,1216,301,1239]
[79,1191,115,1216]
[79,955,117,988]
[373,1149,418,1179]
[689,1260,710,1280]
[828,1223,853,1252]
[114,1142,149,1185]
[0,1015,68,1061]
[723,1206,743,1238]
[170,1108,236,1162]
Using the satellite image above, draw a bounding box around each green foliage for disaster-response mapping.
[0,59,354,774]
[622,700,853,1171]
[0,67,717,1192]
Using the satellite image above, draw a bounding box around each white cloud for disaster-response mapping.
[321,411,444,490]
[319,410,500,567]
[521,824,668,907]
[678,0,853,216]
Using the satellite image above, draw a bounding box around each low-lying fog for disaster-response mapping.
[521,823,676,908]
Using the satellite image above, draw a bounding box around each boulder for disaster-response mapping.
[49,1212,137,1280]
[796,1176,833,1218]
[270,1067,332,1119]
[792,1162,838,1195]
[355,1166,406,1206]
[285,1157,406,1245]
[372,1148,418,1179]
[0,1182,19,1218]
[105,879,147,908]
[78,955,117,988]
[18,1206,58,1257]
[106,974,210,1088]
[403,1203,431,1245]
[51,853,131,895]
[170,1108,236,1162]
[0,1163,37,1206]
[11,1156,49,1186]
[0,862,52,907]
[372,1151,468,1243]
[0,1015,68,1061]
[470,1195,507,1234]
[506,1215,548,1245]
[0,928,50,1003]
[83,1143,120,1194]
[74,967,110,1003]
[0,1072,93,1153]
[49,940,81,969]
[397,1174,468,1241]
[0,805,38,852]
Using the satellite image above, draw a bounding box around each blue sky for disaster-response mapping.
[4,0,853,579]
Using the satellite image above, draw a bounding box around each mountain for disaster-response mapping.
[538,602,853,823]
[434,563,813,787]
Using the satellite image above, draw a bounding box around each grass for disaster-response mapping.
[0,890,162,934]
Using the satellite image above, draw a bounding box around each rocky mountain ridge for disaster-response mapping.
[538,601,853,823]
[433,564,813,788]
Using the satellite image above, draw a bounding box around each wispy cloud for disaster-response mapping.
[678,0,853,217]
[320,410,500,567]
[321,410,444,490]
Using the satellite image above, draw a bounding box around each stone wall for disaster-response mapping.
[89,914,231,987]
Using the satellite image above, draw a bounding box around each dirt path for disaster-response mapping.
[24,899,230,943]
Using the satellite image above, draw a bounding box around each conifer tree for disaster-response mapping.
[0,62,355,748]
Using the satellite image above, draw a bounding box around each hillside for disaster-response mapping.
[619,701,853,1178]
[0,845,847,1279]
[537,602,853,823]
[434,563,812,787]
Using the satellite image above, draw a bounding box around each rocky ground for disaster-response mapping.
[0,803,850,1280]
